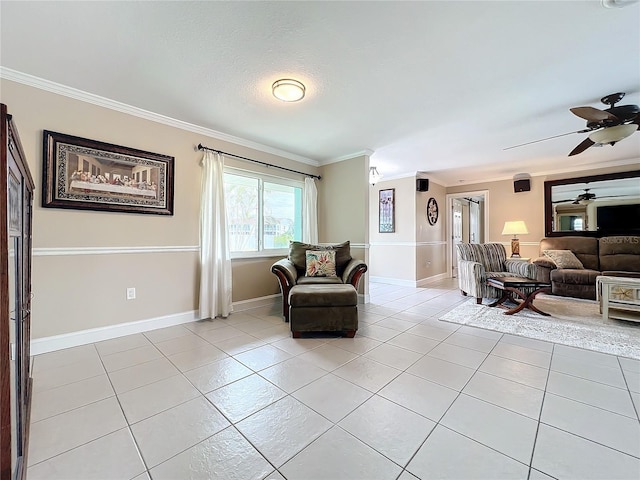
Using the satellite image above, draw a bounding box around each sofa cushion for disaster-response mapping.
[599,236,640,273]
[550,268,600,285]
[289,241,352,276]
[540,237,599,270]
[305,250,337,277]
[297,276,343,285]
[601,271,640,279]
[289,284,357,308]
[543,250,584,269]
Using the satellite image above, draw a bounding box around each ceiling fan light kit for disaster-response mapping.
[588,123,638,145]
[601,0,640,8]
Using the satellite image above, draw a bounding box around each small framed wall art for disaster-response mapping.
[42,130,175,215]
[427,197,439,225]
[379,188,395,233]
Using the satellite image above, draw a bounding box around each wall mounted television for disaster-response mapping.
[596,204,640,235]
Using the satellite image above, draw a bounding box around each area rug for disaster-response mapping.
[439,295,640,360]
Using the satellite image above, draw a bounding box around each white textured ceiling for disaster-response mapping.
[1,1,639,185]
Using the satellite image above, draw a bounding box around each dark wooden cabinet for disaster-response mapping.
[1,104,34,480]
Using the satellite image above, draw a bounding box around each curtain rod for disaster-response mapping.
[197,144,321,180]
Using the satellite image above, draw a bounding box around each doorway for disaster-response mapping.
[446,191,489,278]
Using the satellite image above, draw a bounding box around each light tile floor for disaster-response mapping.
[27,279,640,479]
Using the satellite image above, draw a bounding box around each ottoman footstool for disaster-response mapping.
[288,284,358,338]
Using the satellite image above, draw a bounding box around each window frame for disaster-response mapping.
[224,167,304,259]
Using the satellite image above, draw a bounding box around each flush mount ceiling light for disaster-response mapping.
[601,0,639,8]
[272,79,305,102]
[588,124,638,145]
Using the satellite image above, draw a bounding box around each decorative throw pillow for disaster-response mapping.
[305,250,337,277]
[543,249,584,269]
[290,241,351,276]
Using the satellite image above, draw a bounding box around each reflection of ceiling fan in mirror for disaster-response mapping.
[506,92,640,156]
[552,187,636,205]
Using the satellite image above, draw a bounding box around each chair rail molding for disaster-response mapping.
[370,241,447,247]
[33,245,199,256]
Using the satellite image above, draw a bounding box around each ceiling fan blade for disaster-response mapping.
[568,137,596,156]
[552,199,577,204]
[597,194,639,199]
[503,129,590,151]
[570,106,619,123]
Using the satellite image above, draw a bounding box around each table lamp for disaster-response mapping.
[502,220,528,258]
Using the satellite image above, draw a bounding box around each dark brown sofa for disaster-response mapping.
[533,236,640,300]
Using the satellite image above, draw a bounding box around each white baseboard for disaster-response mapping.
[370,273,449,288]
[232,294,280,312]
[31,310,200,355]
[417,272,450,287]
[369,276,417,287]
[32,295,284,355]
[31,291,365,355]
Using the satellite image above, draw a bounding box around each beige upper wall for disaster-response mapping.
[317,156,370,294]
[415,180,447,279]
[368,175,448,282]
[416,180,446,243]
[1,79,320,249]
[1,79,320,337]
[317,156,369,246]
[369,176,415,244]
[446,164,639,259]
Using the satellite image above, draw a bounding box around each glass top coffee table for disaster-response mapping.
[486,276,552,316]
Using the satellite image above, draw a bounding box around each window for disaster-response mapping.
[224,170,303,255]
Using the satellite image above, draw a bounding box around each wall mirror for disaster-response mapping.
[544,170,640,237]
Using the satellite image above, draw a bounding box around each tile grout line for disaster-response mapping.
[526,341,555,480]
[98,340,153,476]
[617,356,640,422]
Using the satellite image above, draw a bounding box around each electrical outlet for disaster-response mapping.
[126,287,136,300]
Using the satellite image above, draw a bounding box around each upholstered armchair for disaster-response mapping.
[456,243,538,303]
[271,241,367,321]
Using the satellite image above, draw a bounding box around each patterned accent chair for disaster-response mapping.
[456,243,539,304]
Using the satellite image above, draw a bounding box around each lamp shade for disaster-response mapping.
[589,124,638,145]
[502,220,529,236]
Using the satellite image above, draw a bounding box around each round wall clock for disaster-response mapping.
[427,197,439,225]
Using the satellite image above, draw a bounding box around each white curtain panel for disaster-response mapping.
[199,150,233,319]
[303,177,318,244]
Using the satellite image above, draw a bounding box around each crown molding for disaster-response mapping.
[372,170,448,186]
[0,67,319,167]
[448,157,640,187]
[319,149,375,166]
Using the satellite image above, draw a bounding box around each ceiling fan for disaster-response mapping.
[506,92,640,156]
[552,187,636,205]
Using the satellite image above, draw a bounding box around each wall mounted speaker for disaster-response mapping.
[513,179,531,193]
[416,179,429,192]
